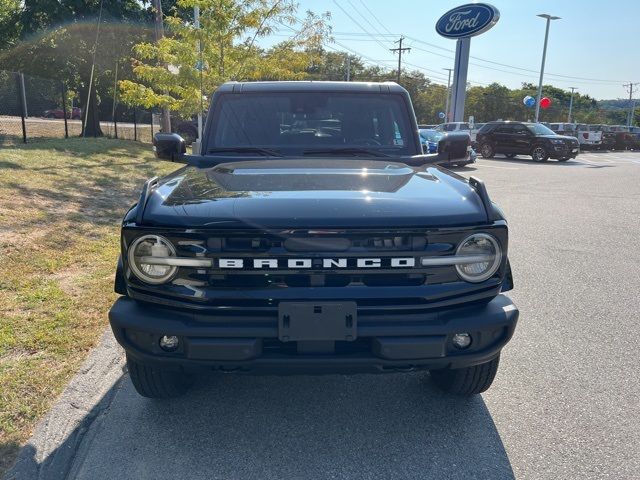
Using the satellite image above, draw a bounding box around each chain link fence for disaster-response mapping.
[0,70,157,145]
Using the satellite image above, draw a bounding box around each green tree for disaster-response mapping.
[0,0,22,48]
[120,0,331,116]
[0,0,151,136]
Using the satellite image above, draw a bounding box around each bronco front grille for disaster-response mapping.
[124,226,507,309]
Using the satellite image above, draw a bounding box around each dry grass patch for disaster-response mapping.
[0,137,176,475]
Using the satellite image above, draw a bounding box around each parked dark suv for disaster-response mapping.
[476,121,580,162]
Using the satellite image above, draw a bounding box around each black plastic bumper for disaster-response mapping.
[109,295,519,374]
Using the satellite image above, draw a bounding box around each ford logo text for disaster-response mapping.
[436,3,500,39]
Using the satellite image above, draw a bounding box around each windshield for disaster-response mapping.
[526,123,556,136]
[207,92,417,156]
[419,130,443,142]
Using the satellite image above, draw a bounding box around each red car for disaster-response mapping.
[43,107,81,120]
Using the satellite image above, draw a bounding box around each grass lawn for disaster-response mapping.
[0,138,176,475]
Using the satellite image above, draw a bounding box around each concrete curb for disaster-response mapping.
[5,329,125,480]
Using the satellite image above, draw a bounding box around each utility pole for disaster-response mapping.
[390,36,411,84]
[623,83,639,126]
[194,5,203,149]
[535,14,560,123]
[345,56,351,81]
[443,68,453,121]
[153,0,171,133]
[567,87,577,123]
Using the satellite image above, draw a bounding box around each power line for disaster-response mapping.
[331,0,391,52]
[357,0,395,36]
[337,29,623,84]
[346,0,390,43]
[277,20,481,87]
[403,34,628,84]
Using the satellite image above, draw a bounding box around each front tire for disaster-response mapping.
[126,354,193,398]
[531,145,549,162]
[429,355,500,395]
[480,143,495,158]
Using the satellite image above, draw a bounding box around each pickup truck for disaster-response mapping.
[109,81,518,398]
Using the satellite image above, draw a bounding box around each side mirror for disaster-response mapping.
[436,131,470,163]
[153,133,186,162]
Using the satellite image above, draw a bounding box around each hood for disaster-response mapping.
[140,159,488,229]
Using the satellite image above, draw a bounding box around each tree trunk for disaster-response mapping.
[79,82,103,137]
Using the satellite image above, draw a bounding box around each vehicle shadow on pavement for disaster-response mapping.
[481,156,614,168]
[9,371,514,480]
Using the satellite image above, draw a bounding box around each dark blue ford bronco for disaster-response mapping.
[109,81,518,398]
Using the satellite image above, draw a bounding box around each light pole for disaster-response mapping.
[535,14,560,123]
[443,68,453,121]
[567,87,577,123]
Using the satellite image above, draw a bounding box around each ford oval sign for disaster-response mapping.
[436,3,500,39]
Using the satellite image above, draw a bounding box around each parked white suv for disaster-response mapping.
[435,122,471,133]
[436,122,485,146]
[548,123,578,138]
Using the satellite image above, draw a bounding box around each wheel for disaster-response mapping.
[531,145,549,162]
[126,354,192,398]
[505,153,517,158]
[479,143,495,158]
[429,355,500,395]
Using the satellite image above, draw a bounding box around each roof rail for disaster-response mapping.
[135,176,159,225]
[468,176,500,222]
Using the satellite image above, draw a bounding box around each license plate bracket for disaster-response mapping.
[278,302,357,342]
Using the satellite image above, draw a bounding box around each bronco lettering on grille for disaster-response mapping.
[214,257,416,269]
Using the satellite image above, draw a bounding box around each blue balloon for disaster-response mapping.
[438,112,446,119]
[523,96,536,107]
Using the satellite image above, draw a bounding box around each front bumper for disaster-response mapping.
[109,294,519,374]
[551,144,579,158]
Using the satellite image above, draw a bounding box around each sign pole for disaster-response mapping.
[435,3,500,123]
[450,38,470,122]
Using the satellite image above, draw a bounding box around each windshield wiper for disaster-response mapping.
[207,147,283,157]
[302,147,390,157]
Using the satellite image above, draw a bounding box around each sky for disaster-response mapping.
[267,0,640,100]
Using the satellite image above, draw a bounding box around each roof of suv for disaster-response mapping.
[217,81,407,93]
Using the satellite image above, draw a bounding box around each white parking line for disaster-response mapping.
[475,163,519,170]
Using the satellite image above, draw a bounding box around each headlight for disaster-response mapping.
[128,234,177,284]
[550,139,564,144]
[454,233,502,282]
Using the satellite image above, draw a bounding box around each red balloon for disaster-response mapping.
[540,97,551,109]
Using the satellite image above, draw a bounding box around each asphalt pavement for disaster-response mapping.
[6,151,640,480]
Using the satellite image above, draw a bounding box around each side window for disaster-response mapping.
[495,125,513,134]
[478,124,492,134]
[444,124,456,132]
[460,123,470,130]
[513,125,529,135]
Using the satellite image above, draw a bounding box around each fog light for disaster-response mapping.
[452,333,472,349]
[159,335,179,352]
